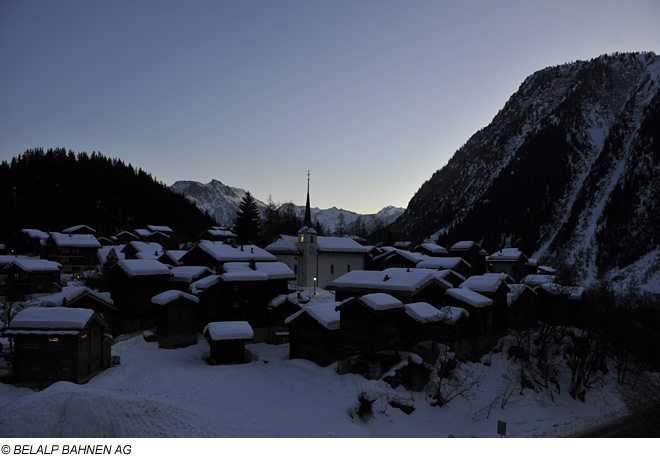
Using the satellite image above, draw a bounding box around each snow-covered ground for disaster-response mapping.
[0,290,634,442]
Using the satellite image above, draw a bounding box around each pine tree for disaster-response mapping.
[233,191,261,245]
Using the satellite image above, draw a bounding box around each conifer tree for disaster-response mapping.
[233,191,261,245]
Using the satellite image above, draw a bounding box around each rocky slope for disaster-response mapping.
[392,52,660,289]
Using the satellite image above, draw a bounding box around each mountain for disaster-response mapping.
[171,179,404,235]
[392,52,660,290]
[0,149,217,242]
[171,179,268,228]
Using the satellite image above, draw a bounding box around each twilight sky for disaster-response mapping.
[1,1,659,214]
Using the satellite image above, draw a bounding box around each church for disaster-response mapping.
[265,174,368,290]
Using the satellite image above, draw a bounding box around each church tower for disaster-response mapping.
[297,170,318,288]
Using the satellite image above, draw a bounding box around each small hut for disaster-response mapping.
[4,307,112,384]
[285,302,340,366]
[152,290,199,348]
[267,294,302,344]
[203,321,253,364]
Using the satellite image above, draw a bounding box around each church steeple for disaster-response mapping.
[304,170,312,228]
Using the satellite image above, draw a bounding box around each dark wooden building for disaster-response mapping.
[203,321,253,364]
[4,258,61,297]
[152,290,199,348]
[487,248,531,282]
[285,302,340,367]
[43,232,101,274]
[336,293,405,356]
[106,259,172,333]
[40,286,117,324]
[4,307,112,384]
[9,229,49,257]
[448,241,487,277]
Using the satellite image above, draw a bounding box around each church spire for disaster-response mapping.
[304,170,312,228]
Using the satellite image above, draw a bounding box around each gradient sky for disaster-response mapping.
[1,1,659,214]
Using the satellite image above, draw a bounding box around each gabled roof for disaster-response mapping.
[151,290,199,305]
[373,248,426,264]
[459,273,511,294]
[170,266,214,283]
[7,258,61,273]
[122,241,163,255]
[187,242,276,263]
[285,301,340,330]
[416,257,471,270]
[337,293,404,312]
[221,261,295,282]
[414,243,448,255]
[190,275,221,294]
[203,321,254,341]
[445,288,493,308]
[317,236,367,254]
[521,274,556,287]
[5,307,98,335]
[267,294,301,309]
[265,236,300,254]
[487,248,528,262]
[61,225,96,234]
[48,232,101,248]
[17,229,49,240]
[327,269,449,293]
[40,286,114,308]
[117,259,171,277]
[450,241,481,251]
[147,225,173,233]
[534,283,585,300]
[507,284,537,306]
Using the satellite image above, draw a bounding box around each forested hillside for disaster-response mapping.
[0,148,217,242]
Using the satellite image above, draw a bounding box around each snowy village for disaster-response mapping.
[1,182,641,439]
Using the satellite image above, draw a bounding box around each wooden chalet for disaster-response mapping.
[327,268,451,307]
[335,293,405,356]
[487,248,532,282]
[115,231,139,245]
[43,232,102,274]
[199,227,236,243]
[170,265,214,291]
[203,321,253,364]
[4,307,112,384]
[145,231,171,248]
[416,257,472,278]
[61,225,97,235]
[459,273,511,333]
[9,229,49,257]
[190,261,294,341]
[120,241,164,260]
[447,241,487,276]
[413,243,449,257]
[285,302,341,367]
[370,248,426,271]
[399,301,444,348]
[266,294,302,344]
[40,286,116,323]
[179,241,276,272]
[152,290,199,348]
[4,258,61,297]
[106,259,172,333]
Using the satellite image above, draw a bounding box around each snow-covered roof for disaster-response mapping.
[147,225,173,233]
[382,268,453,289]
[416,257,471,270]
[117,259,171,277]
[194,242,276,262]
[205,229,236,238]
[151,290,199,305]
[49,232,101,248]
[134,229,152,237]
[62,225,96,234]
[161,250,187,264]
[359,293,404,311]
[285,302,340,330]
[203,321,254,341]
[445,288,493,308]
[97,246,126,264]
[124,241,163,255]
[487,248,527,262]
[0,255,16,266]
[538,265,557,274]
[403,302,442,323]
[170,266,213,283]
[416,243,448,254]
[8,258,61,272]
[19,229,49,240]
[459,274,510,294]
[327,270,447,293]
[435,306,470,324]
[40,286,114,308]
[317,236,367,253]
[267,294,301,309]
[373,248,426,264]
[265,236,300,254]
[450,241,480,251]
[221,262,295,282]
[521,274,556,287]
[7,307,95,332]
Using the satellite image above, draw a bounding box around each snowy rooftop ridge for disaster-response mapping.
[118,259,171,277]
[416,257,471,270]
[328,269,448,292]
[7,307,95,331]
[403,302,442,323]
[152,290,199,305]
[9,258,61,272]
[285,301,341,330]
[190,275,221,294]
[196,241,276,262]
[221,261,295,282]
[445,288,493,308]
[170,266,214,283]
[203,321,254,341]
[49,232,101,248]
[40,286,114,308]
[459,274,510,294]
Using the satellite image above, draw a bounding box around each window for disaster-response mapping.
[347,265,351,273]
[330,265,334,275]
[293,264,298,275]
[300,235,304,243]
